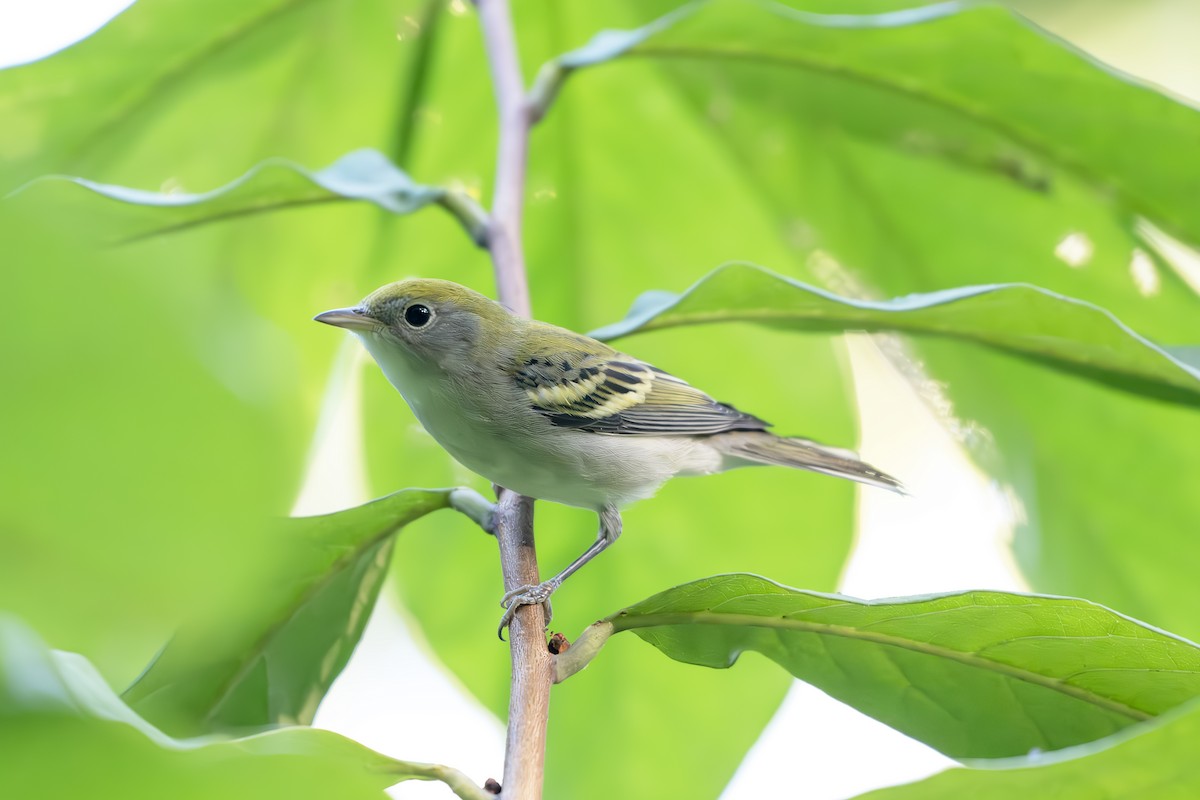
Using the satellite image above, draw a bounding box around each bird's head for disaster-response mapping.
[315,279,511,369]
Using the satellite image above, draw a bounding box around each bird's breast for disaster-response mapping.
[363,338,721,510]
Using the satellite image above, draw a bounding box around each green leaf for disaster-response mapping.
[921,341,1200,636]
[559,574,1200,759]
[123,489,453,736]
[1169,346,1200,370]
[552,0,1200,643]
[853,700,1200,799]
[9,149,458,244]
[0,0,486,682]
[0,199,309,682]
[0,619,490,800]
[591,262,1200,405]
[552,0,1200,246]
[530,0,970,117]
[0,0,427,190]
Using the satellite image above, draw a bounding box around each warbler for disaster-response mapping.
[316,279,902,631]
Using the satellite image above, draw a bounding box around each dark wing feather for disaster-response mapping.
[513,350,767,436]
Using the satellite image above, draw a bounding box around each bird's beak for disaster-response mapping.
[313,307,378,332]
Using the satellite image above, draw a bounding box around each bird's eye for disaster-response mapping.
[404,304,432,328]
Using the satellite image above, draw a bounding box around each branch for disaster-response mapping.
[491,488,549,800]
[474,2,551,799]
[477,0,533,318]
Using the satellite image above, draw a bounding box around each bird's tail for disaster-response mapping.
[713,431,906,495]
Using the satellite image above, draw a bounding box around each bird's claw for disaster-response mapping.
[497,580,559,639]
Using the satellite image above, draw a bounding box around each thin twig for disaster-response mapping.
[437,190,491,248]
[474,1,551,799]
[477,0,532,318]
[449,487,497,533]
[391,759,497,800]
[527,62,569,126]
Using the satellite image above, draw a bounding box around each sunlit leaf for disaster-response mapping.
[549,0,1200,246]
[592,262,1200,405]
[559,574,1200,759]
[0,619,490,800]
[0,0,483,683]
[546,0,1200,642]
[0,203,304,681]
[8,149,469,244]
[123,489,453,736]
[854,700,1200,799]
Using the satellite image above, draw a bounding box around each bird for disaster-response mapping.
[316,279,903,634]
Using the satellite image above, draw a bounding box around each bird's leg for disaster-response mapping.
[497,505,622,637]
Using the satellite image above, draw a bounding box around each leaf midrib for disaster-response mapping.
[73,0,320,164]
[194,493,450,725]
[627,42,1181,242]
[199,539,385,724]
[612,610,1155,722]
[601,302,1200,397]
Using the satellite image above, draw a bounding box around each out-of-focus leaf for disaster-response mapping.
[1170,346,1200,370]
[548,0,1200,642]
[531,0,970,116]
[0,619,491,800]
[592,263,1200,405]
[0,201,305,682]
[916,342,1200,641]
[559,574,1200,759]
[550,0,1200,246]
[0,0,448,191]
[854,700,1200,800]
[123,489,452,737]
[0,0,486,684]
[9,149,456,244]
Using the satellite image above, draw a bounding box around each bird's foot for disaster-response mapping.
[497,580,559,639]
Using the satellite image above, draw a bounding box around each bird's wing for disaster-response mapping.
[512,348,768,436]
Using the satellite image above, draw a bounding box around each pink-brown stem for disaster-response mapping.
[474,1,550,798]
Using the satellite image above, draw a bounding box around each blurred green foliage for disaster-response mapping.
[123,489,453,737]
[1,0,1198,798]
[0,620,478,800]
